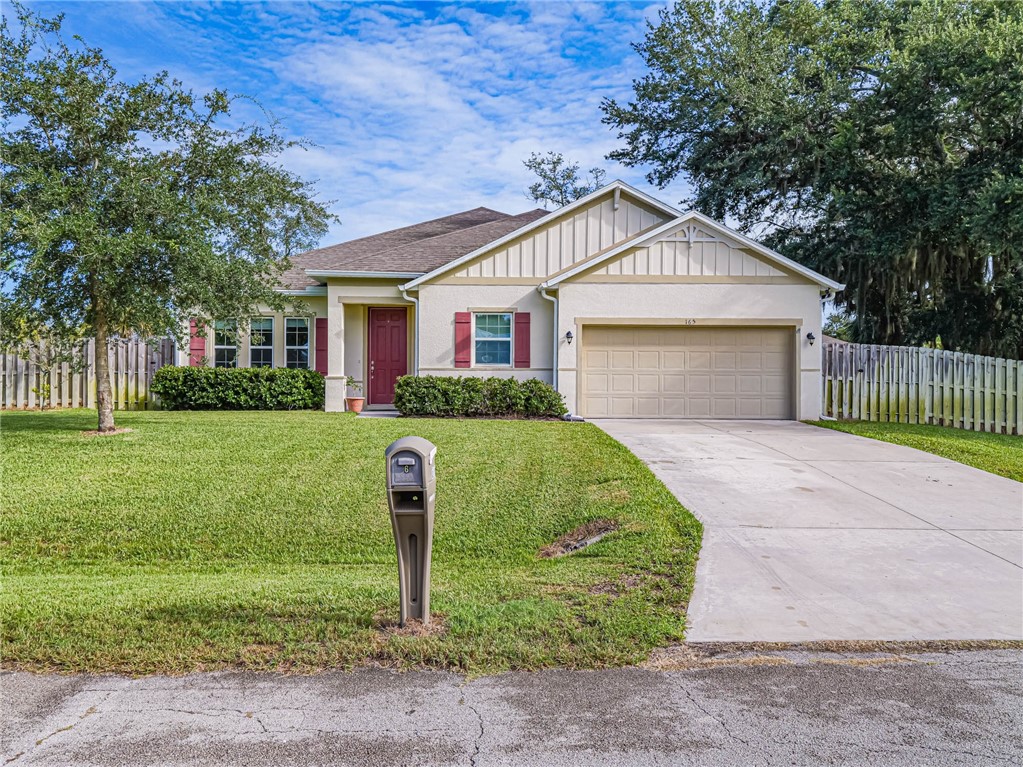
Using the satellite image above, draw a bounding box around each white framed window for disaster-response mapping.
[214,319,237,368]
[285,317,309,369]
[474,312,512,366]
[249,317,274,368]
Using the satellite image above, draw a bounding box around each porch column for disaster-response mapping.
[324,284,346,412]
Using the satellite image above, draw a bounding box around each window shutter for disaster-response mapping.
[454,312,471,368]
[188,319,206,367]
[514,312,530,368]
[314,317,328,375]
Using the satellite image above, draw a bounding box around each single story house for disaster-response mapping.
[186,181,844,419]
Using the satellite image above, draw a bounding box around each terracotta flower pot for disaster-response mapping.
[345,396,365,414]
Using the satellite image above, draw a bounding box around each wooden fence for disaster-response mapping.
[822,341,1022,435]
[1,338,176,410]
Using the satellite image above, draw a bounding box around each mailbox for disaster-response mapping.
[385,436,437,626]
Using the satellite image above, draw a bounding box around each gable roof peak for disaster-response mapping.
[402,182,682,289]
[538,211,845,291]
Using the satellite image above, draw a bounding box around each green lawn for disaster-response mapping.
[0,409,701,674]
[809,420,1023,482]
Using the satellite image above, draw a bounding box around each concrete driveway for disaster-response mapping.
[594,420,1023,642]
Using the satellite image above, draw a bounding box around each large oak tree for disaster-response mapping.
[1,6,334,430]
[603,0,1023,357]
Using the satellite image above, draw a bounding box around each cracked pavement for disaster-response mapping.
[3,650,1021,766]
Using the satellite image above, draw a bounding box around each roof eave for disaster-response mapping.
[305,270,424,280]
[279,286,327,297]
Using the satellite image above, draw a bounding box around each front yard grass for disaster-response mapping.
[809,420,1022,482]
[1,410,701,674]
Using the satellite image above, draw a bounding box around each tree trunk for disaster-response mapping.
[93,317,116,432]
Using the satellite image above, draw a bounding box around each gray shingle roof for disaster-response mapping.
[281,206,548,289]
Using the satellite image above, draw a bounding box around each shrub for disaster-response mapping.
[393,375,567,418]
[151,366,325,410]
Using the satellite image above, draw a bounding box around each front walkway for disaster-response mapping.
[594,420,1023,642]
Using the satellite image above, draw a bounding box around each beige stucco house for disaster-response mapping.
[186,181,843,419]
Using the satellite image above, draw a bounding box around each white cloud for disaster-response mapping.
[32,0,692,242]
[265,2,691,241]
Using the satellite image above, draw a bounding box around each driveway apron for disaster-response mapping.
[593,420,1023,642]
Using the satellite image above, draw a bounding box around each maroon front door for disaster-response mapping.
[368,308,408,405]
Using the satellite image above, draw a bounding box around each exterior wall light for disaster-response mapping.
[806,332,816,345]
[565,330,574,345]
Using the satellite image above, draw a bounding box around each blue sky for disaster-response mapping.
[27,1,690,244]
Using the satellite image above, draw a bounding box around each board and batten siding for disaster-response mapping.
[822,341,1023,435]
[451,193,670,280]
[585,225,790,279]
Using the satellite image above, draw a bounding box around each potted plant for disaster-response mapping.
[344,377,365,414]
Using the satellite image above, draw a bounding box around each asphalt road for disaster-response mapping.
[3,650,1021,766]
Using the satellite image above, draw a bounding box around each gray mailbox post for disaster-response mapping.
[385,436,437,626]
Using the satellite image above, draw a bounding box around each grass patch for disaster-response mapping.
[808,420,1023,481]
[0,409,701,674]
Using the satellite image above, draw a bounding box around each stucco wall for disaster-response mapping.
[414,281,822,419]
[555,282,823,419]
[417,284,554,382]
[323,278,415,411]
[343,304,365,389]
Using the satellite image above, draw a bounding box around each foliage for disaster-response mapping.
[394,375,568,418]
[0,410,701,673]
[0,5,334,430]
[603,0,1023,357]
[523,151,607,209]
[823,309,854,342]
[810,420,1022,482]
[150,366,325,410]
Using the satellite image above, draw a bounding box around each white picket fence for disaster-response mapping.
[822,341,1022,435]
[1,338,176,410]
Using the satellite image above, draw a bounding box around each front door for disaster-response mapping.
[368,308,408,405]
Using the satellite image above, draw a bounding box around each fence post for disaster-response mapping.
[963,354,972,431]
[1016,359,1023,436]
[995,357,1005,434]
[822,343,830,417]
[851,344,860,420]
[842,344,851,419]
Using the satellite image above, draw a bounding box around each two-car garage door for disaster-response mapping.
[581,326,794,419]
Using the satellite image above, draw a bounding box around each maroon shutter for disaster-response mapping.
[188,319,206,367]
[514,312,530,368]
[314,317,328,375]
[454,312,471,368]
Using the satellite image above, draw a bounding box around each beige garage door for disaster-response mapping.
[581,326,794,419]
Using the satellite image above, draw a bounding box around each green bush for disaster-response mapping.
[151,366,325,410]
[393,375,567,418]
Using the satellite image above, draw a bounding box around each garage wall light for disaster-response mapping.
[565,331,574,345]
[806,332,816,346]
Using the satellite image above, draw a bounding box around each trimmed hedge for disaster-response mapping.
[151,367,325,410]
[393,375,567,418]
